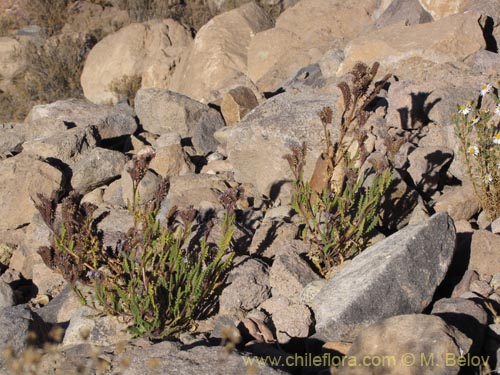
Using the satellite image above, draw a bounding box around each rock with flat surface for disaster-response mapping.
[312,212,456,342]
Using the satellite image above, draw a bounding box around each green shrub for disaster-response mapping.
[285,62,393,277]
[35,151,237,338]
[454,84,500,221]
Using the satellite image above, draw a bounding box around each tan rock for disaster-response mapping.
[434,185,481,222]
[0,155,63,231]
[81,19,192,105]
[169,2,273,103]
[337,12,485,76]
[419,0,467,20]
[221,86,259,125]
[149,144,194,178]
[248,0,378,92]
[468,230,500,276]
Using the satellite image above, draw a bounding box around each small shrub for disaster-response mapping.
[109,74,142,106]
[25,0,71,36]
[285,62,393,277]
[454,84,500,220]
[35,151,237,338]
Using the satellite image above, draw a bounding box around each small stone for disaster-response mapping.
[491,217,500,234]
[221,86,259,126]
[469,279,493,297]
[271,303,313,344]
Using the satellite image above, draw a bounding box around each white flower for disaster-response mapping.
[494,133,500,145]
[467,145,479,156]
[495,104,500,117]
[459,103,472,116]
[480,84,492,96]
[483,174,493,184]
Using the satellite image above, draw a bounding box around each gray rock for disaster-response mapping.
[335,314,472,375]
[219,257,271,314]
[121,168,162,207]
[135,88,225,154]
[0,305,47,367]
[71,148,127,194]
[214,90,340,197]
[369,0,431,31]
[23,125,99,164]
[0,281,14,309]
[269,252,320,303]
[35,284,82,324]
[312,212,456,342]
[26,99,137,141]
[431,297,487,354]
[113,340,286,375]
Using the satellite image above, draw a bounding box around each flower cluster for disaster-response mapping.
[455,82,500,220]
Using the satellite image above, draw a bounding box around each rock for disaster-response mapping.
[431,297,488,354]
[451,270,479,298]
[312,212,456,342]
[35,284,82,324]
[491,217,500,234]
[300,279,327,306]
[419,0,467,20]
[22,125,99,165]
[96,208,134,250]
[469,279,494,297]
[0,154,63,231]
[169,2,273,103]
[369,0,431,31]
[0,281,14,309]
[0,305,47,366]
[407,146,453,195]
[334,314,471,375]
[148,144,194,178]
[337,12,486,76]
[26,99,138,141]
[113,340,286,375]
[103,178,125,207]
[214,90,340,196]
[219,257,271,314]
[71,148,127,194]
[221,86,260,125]
[434,184,481,222]
[0,123,24,157]
[468,50,500,77]
[135,88,225,154]
[62,306,131,347]
[81,19,192,105]
[31,263,66,297]
[468,230,500,276]
[269,252,320,303]
[247,0,379,92]
[270,302,313,344]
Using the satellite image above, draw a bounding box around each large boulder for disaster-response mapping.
[0,154,63,231]
[81,19,192,105]
[247,0,380,92]
[312,212,456,342]
[134,88,225,154]
[337,12,486,76]
[214,90,340,196]
[169,2,274,103]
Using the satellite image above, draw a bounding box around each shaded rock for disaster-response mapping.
[0,280,14,310]
[0,154,64,231]
[214,90,340,197]
[221,86,260,125]
[431,297,487,354]
[337,12,486,76]
[269,252,319,303]
[312,212,456,342]
[62,306,131,347]
[71,148,127,194]
[334,314,471,375]
[407,146,453,195]
[22,125,99,165]
[434,184,481,222]
[26,99,137,141]
[219,257,271,314]
[452,270,479,298]
[81,19,192,105]
[113,340,286,375]
[170,2,273,103]
[468,230,500,276]
[135,88,225,154]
